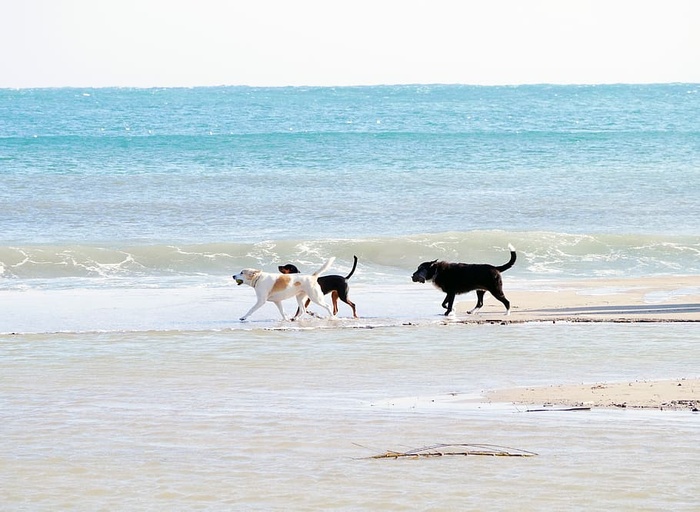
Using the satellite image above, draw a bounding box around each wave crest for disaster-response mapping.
[1,231,698,282]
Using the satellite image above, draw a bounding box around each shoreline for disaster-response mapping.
[484,378,700,411]
[445,276,700,411]
[1,275,698,335]
[452,275,700,323]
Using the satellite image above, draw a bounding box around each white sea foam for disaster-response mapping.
[1,231,698,282]
[0,282,447,334]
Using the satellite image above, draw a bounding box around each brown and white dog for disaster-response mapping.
[411,245,516,316]
[233,257,335,321]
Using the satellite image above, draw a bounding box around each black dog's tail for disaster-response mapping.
[345,255,358,280]
[496,244,517,272]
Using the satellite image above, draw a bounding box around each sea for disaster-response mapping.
[1,84,699,510]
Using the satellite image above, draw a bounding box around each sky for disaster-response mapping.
[1,0,699,88]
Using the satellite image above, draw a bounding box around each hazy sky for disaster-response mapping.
[1,0,698,88]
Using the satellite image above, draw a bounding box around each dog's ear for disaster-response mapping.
[426,260,440,278]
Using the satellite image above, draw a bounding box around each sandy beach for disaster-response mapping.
[455,275,700,323]
[450,275,700,411]
[485,378,700,411]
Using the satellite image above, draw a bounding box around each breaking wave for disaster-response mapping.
[1,231,698,284]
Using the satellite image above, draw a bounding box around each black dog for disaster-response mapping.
[411,245,516,316]
[279,255,358,318]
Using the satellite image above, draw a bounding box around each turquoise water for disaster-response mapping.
[2,84,699,246]
[1,84,699,295]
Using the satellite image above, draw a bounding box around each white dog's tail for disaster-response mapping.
[313,257,335,276]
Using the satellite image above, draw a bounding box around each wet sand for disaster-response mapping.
[448,275,700,411]
[485,378,700,411]
[454,275,700,323]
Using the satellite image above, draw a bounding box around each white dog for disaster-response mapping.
[233,257,336,321]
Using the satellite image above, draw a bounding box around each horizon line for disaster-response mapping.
[2,81,698,91]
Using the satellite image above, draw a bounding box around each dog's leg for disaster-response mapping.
[467,290,486,314]
[336,288,357,318]
[331,290,339,316]
[272,301,290,321]
[443,293,456,316]
[294,297,312,318]
[341,296,358,318]
[302,296,322,318]
[490,290,511,315]
[441,295,451,310]
[307,287,335,318]
[315,298,334,318]
[240,297,268,321]
[345,301,358,318]
[292,295,308,320]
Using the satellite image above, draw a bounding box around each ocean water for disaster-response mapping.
[1,84,699,510]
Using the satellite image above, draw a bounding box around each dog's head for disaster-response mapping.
[232,268,261,286]
[278,263,301,274]
[411,260,438,283]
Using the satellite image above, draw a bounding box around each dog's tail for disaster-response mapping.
[344,255,358,280]
[313,257,335,277]
[496,244,517,272]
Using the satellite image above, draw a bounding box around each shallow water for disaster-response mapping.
[1,323,698,510]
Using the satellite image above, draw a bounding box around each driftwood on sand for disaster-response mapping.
[365,443,537,459]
